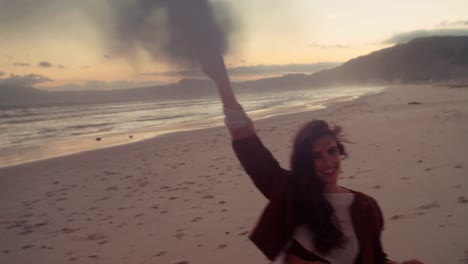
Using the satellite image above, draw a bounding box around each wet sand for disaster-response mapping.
[0,84,467,264]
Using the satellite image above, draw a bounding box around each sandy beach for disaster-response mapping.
[0,84,467,264]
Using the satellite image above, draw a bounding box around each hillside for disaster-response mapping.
[310,36,468,84]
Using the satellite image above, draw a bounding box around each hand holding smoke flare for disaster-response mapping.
[110,0,237,68]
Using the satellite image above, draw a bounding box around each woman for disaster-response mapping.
[200,54,423,264]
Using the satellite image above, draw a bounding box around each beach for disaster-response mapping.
[0,84,467,264]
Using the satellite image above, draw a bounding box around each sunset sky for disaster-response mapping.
[1,0,467,91]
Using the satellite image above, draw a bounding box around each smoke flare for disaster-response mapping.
[109,0,237,65]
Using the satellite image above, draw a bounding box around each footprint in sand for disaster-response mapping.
[418,201,440,209]
[390,214,406,220]
[18,229,34,235]
[191,217,203,222]
[104,171,119,176]
[19,213,34,218]
[238,231,249,236]
[458,196,468,203]
[217,244,227,249]
[61,227,80,234]
[86,233,105,240]
[33,221,48,228]
[390,212,425,220]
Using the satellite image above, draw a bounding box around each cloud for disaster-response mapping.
[46,79,166,91]
[0,73,52,87]
[13,62,31,67]
[143,62,341,79]
[228,63,341,76]
[38,61,53,68]
[384,28,468,44]
[437,20,468,27]
[143,69,202,78]
[308,42,349,49]
[0,75,163,91]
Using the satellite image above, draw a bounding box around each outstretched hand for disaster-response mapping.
[199,53,240,110]
[200,53,229,85]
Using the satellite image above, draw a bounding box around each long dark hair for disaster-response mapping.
[290,120,348,255]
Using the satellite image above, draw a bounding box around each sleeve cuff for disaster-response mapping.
[224,106,252,130]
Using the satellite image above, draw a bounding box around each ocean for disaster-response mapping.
[0,86,385,168]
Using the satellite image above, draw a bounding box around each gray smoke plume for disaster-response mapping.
[107,0,237,66]
[0,0,238,67]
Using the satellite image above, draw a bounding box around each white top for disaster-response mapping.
[293,192,359,264]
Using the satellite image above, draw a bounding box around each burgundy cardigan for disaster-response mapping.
[232,134,389,263]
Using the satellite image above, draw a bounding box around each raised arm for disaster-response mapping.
[200,54,288,200]
[200,54,254,139]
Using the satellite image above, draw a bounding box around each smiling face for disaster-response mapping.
[311,135,341,187]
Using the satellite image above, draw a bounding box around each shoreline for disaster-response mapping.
[0,84,467,264]
[0,87,384,169]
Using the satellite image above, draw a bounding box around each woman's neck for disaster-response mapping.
[325,184,349,193]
